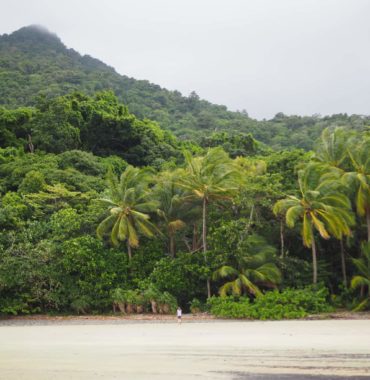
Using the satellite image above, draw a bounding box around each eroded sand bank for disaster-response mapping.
[0,319,369,379]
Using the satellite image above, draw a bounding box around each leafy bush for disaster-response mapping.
[112,285,177,314]
[70,296,92,315]
[207,287,333,319]
[149,252,208,306]
[207,296,251,318]
[189,298,206,314]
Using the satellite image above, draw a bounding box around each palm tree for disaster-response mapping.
[97,166,159,260]
[314,127,355,286]
[314,127,354,170]
[213,234,281,297]
[343,138,370,242]
[178,147,241,297]
[273,163,354,284]
[351,242,370,310]
[153,171,199,257]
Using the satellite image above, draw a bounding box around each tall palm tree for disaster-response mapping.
[213,234,281,297]
[351,242,370,310]
[178,147,241,297]
[97,166,159,260]
[273,163,354,284]
[314,127,354,170]
[343,138,370,242]
[153,171,199,257]
[314,127,355,286]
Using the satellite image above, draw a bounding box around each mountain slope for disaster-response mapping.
[0,26,255,137]
[0,25,368,149]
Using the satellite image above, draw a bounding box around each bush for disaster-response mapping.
[149,252,208,306]
[158,291,177,314]
[111,285,177,314]
[207,286,333,319]
[70,296,92,315]
[207,296,251,318]
[189,298,206,314]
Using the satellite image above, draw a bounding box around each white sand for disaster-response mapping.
[0,320,369,379]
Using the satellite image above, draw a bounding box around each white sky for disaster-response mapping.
[1,0,370,119]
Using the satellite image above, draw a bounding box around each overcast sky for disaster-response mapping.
[1,0,370,119]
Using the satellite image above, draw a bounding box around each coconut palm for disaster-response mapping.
[97,166,159,260]
[314,127,354,170]
[351,242,370,310]
[273,163,354,284]
[213,234,281,297]
[153,171,200,257]
[343,138,370,242]
[314,127,355,286]
[178,147,241,297]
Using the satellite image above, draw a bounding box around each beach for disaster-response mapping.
[0,318,369,379]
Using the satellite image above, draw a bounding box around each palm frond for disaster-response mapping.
[96,214,116,239]
[127,219,139,248]
[213,265,238,280]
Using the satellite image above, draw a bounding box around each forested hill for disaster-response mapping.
[1,25,369,149]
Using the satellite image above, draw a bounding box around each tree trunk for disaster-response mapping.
[192,223,198,250]
[150,300,158,314]
[340,239,347,288]
[27,134,34,153]
[202,198,211,298]
[280,218,285,258]
[117,302,126,313]
[126,304,136,314]
[127,240,132,261]
[310,224,318,285]
[360,209,368,296]
[169,234,175,258]
[202,198,207,253]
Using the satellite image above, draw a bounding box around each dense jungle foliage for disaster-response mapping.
[0,26,369,317]
[1,25,369,149]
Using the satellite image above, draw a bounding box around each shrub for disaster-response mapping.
[70,296,91,315]
[207,286,333,319]
[112,285,177,314]
[149,252,208,306]
[189,298,206,314]
[207,296,251,318]
[158,292,177,314]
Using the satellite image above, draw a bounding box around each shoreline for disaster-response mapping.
[1,311,369,325]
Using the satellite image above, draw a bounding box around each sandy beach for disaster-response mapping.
[0,319,369,379]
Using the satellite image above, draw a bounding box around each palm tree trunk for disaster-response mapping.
[280,218,285,258]
[310,224,318,285]
[192,223,198,250]
[202,198,207,253]
[340,238,347,288]
[127,240,132,261]
[202,198,211,298]
[361,211,368,296]
[27,134,34,153]
[169,234,175,258]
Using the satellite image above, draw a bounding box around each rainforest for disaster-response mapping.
[0,26,369,318]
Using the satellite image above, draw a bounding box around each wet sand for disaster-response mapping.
[0,319,369,379]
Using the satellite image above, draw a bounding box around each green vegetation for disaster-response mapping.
[1,26,369,150]
[0,26,369,318]
[207,287,333,319]
[97,166,160,260]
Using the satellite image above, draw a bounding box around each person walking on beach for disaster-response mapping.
[177,307,182,323]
